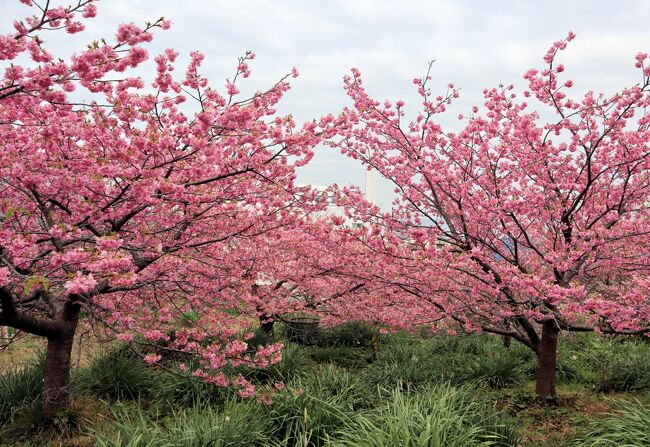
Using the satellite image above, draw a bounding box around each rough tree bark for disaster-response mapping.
[43,332,76,418]
[42,301,81,419]
[534,320,560,398]
[1,286,83,419]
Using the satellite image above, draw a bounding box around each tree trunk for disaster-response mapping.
[43,332,75,419]
[535,320,560,398]
[42,301,80,419]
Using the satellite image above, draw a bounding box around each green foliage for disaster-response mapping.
[242,342,311,385]
[363,337,442,390]
[306,346,373,369]
[594,341,650,392]
[462,354,526,389]
[153,366,229,407]
[3,333,648,447]
[268,343,312,382]
[75,346,155,401]
[96,366,372,447]
[427,333,492,356]
[364,335,528,391]
[317,322,379,349]
[0,355,44,426]
[263,378,356,446]
[94,400,271,447]
[567,400,650,446]
[307,365,375,411]
[331,384,519,447]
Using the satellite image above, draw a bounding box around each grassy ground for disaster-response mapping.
[0,335,43,373]
[485,383,648,446]
[1,325,649,446]
[0,331,114,374]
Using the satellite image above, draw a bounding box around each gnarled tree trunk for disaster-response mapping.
[535,320,560,398]
[1,288,83,418]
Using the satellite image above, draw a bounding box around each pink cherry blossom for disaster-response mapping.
[64,273,97,295]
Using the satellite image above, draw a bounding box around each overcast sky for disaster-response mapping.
[4,0,649,208]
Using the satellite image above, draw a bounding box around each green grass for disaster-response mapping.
[331,383,519,447]
[1,329,649,447]
[316,322,379,349]
[567,399,650,446]
[305,345,374,369]
[74,346,156,401]
[94,399,271,447]
[0,354,44,426]
[153,365,230,407]
[594,341,650,392]
[362,334,528,390]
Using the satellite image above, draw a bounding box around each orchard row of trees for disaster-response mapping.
[1,0,648,417]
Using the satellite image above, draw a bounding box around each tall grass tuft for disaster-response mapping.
[331,383,519,447]
[594,341,650,392]
[242,342,311,385]
[306,345,373,369]
[364,335,528,390]
[307,365,374,410]
[567,400,650,446]
[264,380,355,446]
[153,367,229,407]
[363,337,442,390]
[0,354,44,425]
[75,346,155,401]
[317,322,379,349]
[462,354,526,389]
[94,399,271,447]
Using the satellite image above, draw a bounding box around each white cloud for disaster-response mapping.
[2,0,648,209]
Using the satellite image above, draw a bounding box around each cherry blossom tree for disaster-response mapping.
[327,34,650,397]
[237,207,374,334]
[0,0,322,416]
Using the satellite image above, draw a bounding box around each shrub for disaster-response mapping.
[567,400,650,446]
